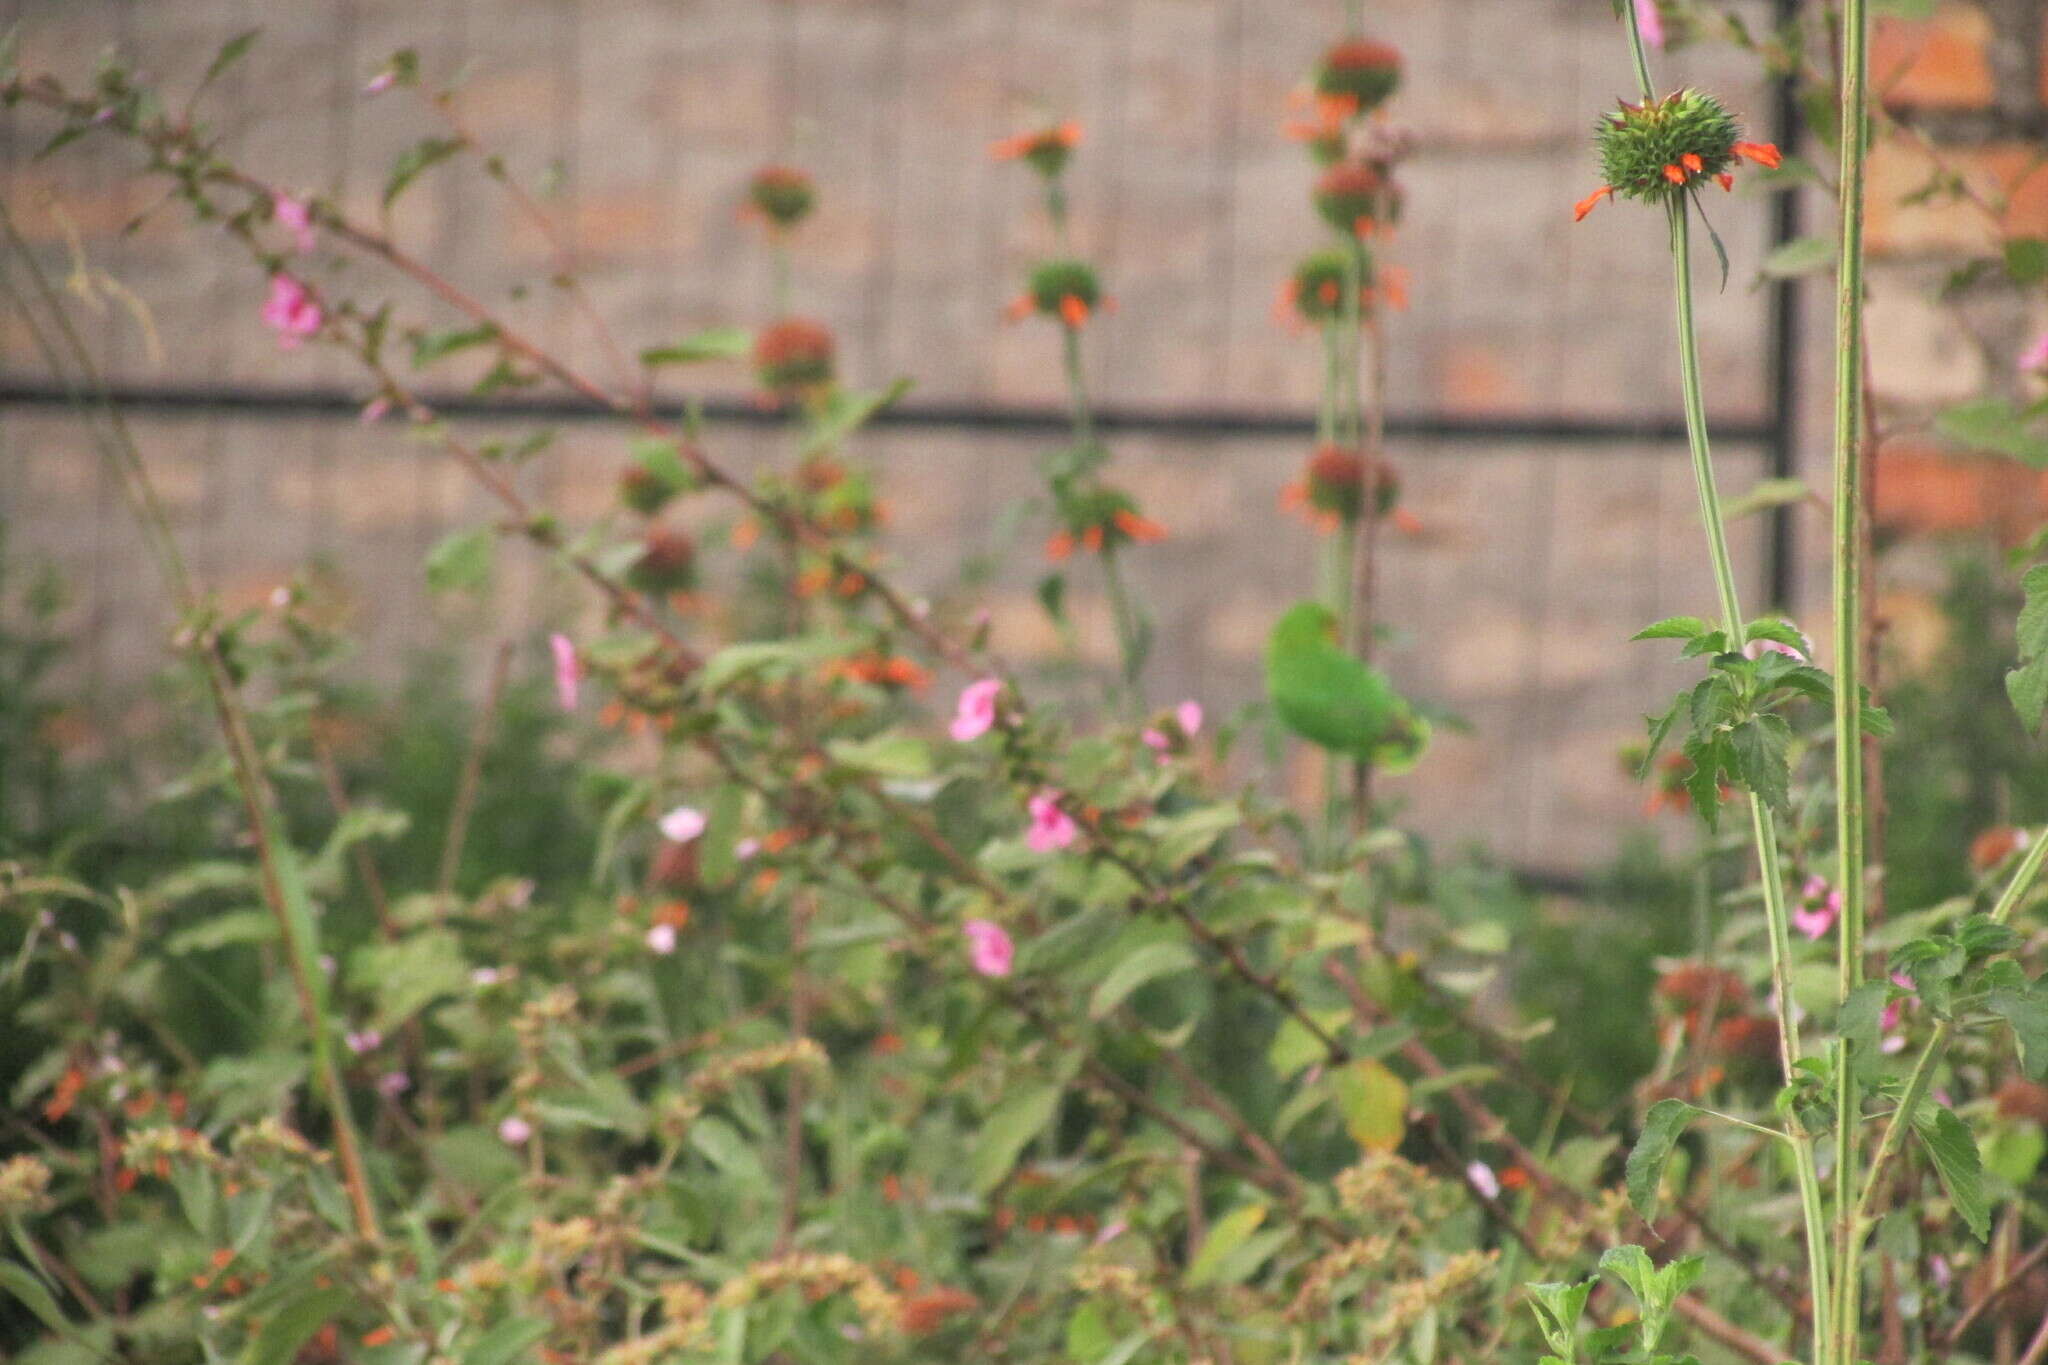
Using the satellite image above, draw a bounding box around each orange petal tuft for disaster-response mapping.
[1733,141,1782,169]
[1572,185,1614,222]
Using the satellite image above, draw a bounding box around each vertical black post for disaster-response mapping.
[1766,0,1805,611]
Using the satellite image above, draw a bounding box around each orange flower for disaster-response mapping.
[1733,141,1782,169]
[362,1327,396,1348]
[731,517,760,550]
[899,1287,979,1334]
[1111,508,1166,543]
[1573,185,1614,222]
[1058,294,1090,328]
[989,120,1082,163]
[1045,530,1075,562]
[43,1065,84,1123]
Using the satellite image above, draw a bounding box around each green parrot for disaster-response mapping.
[1264,601,1428,772]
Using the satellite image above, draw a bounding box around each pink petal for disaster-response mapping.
[498,1115,533,1145]
[1176,700,1204,737]
[1635,0,1666,49]
[964,918,1014,978]
[949,677,1002,742]
[1140,728,1169,752]
[645,923,678,955]
[1792,904,1835,941]
[273,193,316,254]
[1466,1161,1500,1200]
[550,633,580,711]
[658,806,707,844]
[1025,791,1078,853]
[2021,332,2048,376]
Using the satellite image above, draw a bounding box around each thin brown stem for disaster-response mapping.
[436,640,514,898]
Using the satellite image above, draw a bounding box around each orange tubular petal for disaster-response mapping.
[1082,525,1105,553]
[1733,141,1783,169]
[1682,153,1704,174]
[1055,120,1083,148]
[1717,173,1735,192]
[1572,185,1614,222]
[1004,294,1034,323]
[988,134,1028,161]
[1045,531,1074,563]
[1058,294,1090,327]
[1662,163,1687,185]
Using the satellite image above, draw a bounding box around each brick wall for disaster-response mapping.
[4,0,2037,873]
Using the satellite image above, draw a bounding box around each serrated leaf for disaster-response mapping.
[2009,563,2048,731]
[1986,981,2048,1079]
[1625,1099,1699,1222]
[1730,714,1791,814]
[1089,941,1197,1019]
[241,1286,350,1365]
[1523,1278,1597,1359]
[1914,1105,1990,1241]
[1937,399,2048,467]
[1632,616,1713,642]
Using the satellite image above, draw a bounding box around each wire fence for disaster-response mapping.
[0,0,1811,872]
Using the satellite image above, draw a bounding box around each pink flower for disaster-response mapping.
[1025,790,1079,853]
[376,1071,410,1098]
[658,806,707,844]
[1140,728,1170,752]
[2021,332,2048,376]
[950,677,1002,742]
[735,837,761,861]
[260,273,322,349]
[1635,0,1666,49]
[1792,875,1842,941]
[550,633,580,711]
[1744,624,1809,663]
[1466,1161,1501,1200]
[360,396,391,424]
[471,967,502,987]
[1093,1219,1128,1246]
[1177,700,1203,737]
[646,923,678,955]
[498,1115,533,1145]
[344,1029,383,1055]
[364,70,396,96]
[273,193,316,254]
[964,919,1014,977]
[1881,971,1915,1050]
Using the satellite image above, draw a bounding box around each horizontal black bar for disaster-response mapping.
[0,378,1773,447]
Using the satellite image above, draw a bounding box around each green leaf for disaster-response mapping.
[384,136,465,208]
[1986,981,2048,1079]
[1914,1105,1990,1241]
[241,1286,350,1365]
[1523,1278,1597,1359]
[824,734,932,780]
[970,1082,1062,1193]
[2008,237,2048,284]
[459,1318,550,1365]
[425,525,495,594]
[1729,714,1792,814]
[1724,477,1810,520]
[1625,1099,1699,1222]
[200,29,263,91]
[1759,234,1835,279]
[800,378,913,459]
[640,326,751,366]
[348,930,470,1030]
[0,1261,75,1341]
[1937,399,2048,466]
[1631,616,1713,642]
[1184,1202,1267,1287]
[2009,563,2048,731]
[1838,980,1891,1080]
[412,323,499,369]
[1332,1058,1407,1153]
[1088,941,1198,1019]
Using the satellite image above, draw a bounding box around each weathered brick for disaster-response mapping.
[1872,3,1997,111]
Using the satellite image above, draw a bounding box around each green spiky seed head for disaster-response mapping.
[1305,446,1398,520]
[1290,246,1374,323]
[618,465,674,516]
[1027,259,1102,316]
[1313,159,1401,236]
[1595,88,1741,205]
[748,165,815,228]
[1314,39,1402,114]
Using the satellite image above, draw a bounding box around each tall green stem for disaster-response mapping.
[1061,319,1142,695]
[1671,184,1834,1365]
[1828,0,1872,1356]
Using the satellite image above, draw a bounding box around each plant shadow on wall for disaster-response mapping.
[5,3,2048,1365]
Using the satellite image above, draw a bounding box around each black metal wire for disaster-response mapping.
[0,379,1775,447]
[1765,0,1805,611]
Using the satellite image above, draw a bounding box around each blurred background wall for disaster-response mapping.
[3,0,2045,873]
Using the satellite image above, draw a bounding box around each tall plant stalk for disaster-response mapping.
[1827,0,1872,1356]
[1623,11,1833,1358]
